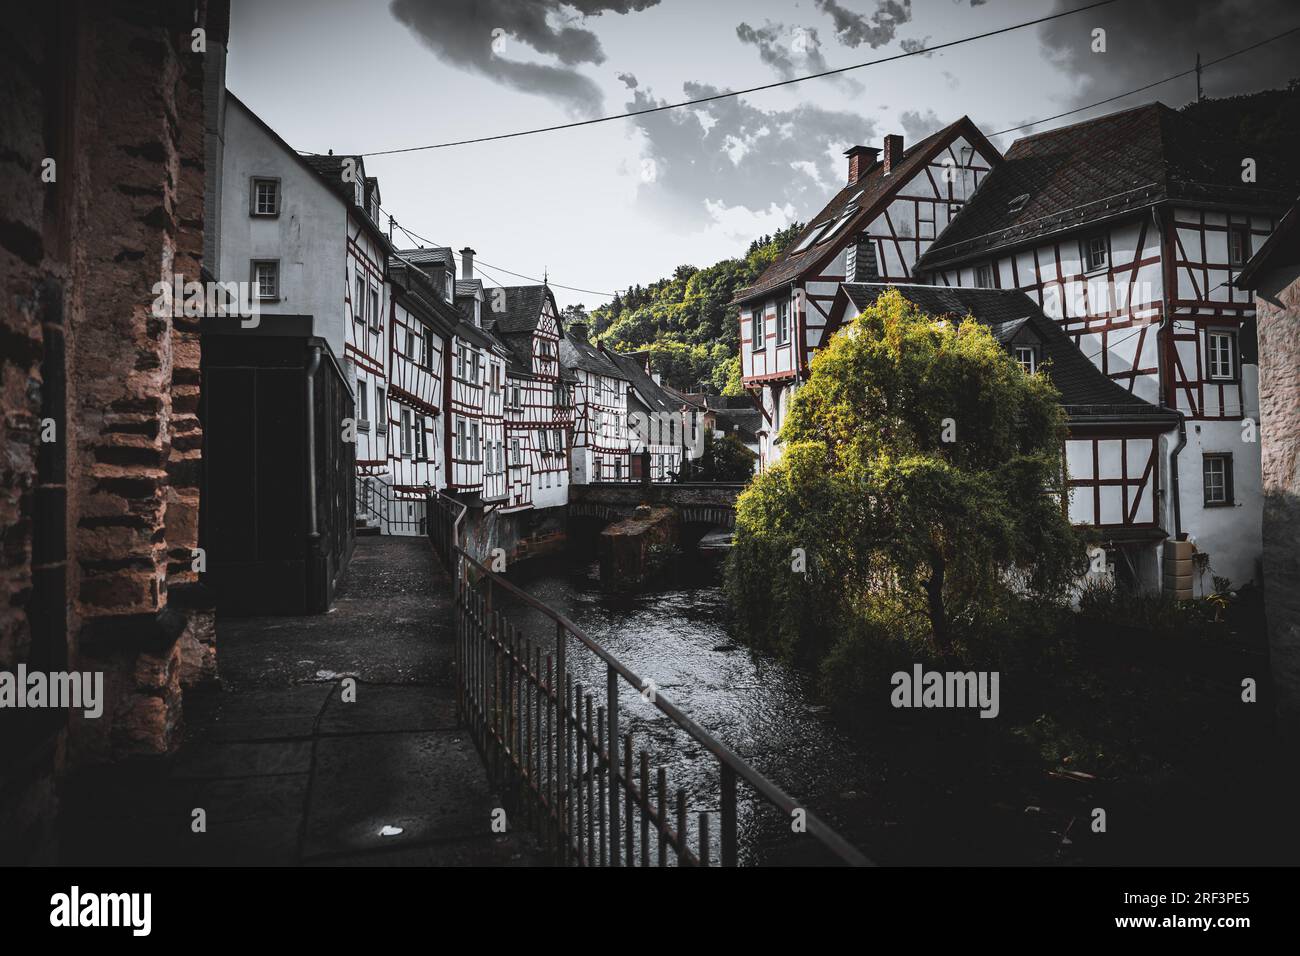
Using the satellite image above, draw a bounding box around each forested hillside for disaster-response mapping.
[580,223,803,395]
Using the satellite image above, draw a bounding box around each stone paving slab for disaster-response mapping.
[58,536,542,867]
[302,729,496,858]
[316,682,458,735]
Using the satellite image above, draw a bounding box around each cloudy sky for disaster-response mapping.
[226,0,1299,308]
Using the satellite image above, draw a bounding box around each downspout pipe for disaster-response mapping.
[305,343,322,538]
[1154,205,1187,540]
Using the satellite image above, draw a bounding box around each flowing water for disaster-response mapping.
[499,548,879,864]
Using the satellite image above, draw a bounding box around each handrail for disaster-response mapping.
[429,488,869,867]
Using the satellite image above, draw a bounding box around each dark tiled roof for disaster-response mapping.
[840,283,1178,423]
[455,279,483,298]
[734,117,999,303]
[712,407,762,443]
[1236,196,1300,287]
[601,349,679,415]
[918,102,1299,271]
[303,154,362,203]
[488,285,554,335]
[560,336,626,380]
[395,246,454,268]
[387,255,459,334]
[487,325,535,377]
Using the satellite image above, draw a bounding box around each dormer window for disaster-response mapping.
[1014,345,1038,374]
[1228,226,1251,267]
[1081,232,1108,272]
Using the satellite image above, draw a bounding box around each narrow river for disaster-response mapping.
[500,548,880,865]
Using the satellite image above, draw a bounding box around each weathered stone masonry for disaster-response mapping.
[1,0,227,863]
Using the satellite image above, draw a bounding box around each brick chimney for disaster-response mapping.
[843,145,880,184]
[883,134,904,175]
[460,247,475,280]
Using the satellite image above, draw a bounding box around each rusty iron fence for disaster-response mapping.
[428,490,869,867]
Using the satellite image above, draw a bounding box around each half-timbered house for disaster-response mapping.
[733,118,1002,469]
[381,253,458,532]
[396,247,512,506]
[219,94,396,528]
[601,348,687,482]
[561,324,632,483]
[485,286,573,511]
[915,103,1299,590]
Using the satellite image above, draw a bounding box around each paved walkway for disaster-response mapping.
[60,536,544,866]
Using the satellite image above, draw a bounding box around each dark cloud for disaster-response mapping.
[814,0,912,49]
[389,0,660,117]
[898,108,945,141]
[899,36,931,57]
[1039,0,1300,112]
[625,80,874,230]
[617,71,638,88]
[736,20,862,92]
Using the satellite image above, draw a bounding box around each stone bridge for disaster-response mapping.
[567,482,745,530]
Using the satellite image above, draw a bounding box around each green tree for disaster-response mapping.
[728,289,1084,656]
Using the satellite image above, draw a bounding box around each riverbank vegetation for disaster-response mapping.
[585,225,803,394]
[725,290,1275,862]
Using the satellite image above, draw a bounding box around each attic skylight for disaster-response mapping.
[791,221,832,253]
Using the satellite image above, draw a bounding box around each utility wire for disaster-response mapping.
[992,24,1300,137]
[351,0,1119,157]
[388,208,622,298]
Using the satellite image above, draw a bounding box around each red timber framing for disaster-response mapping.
[1065,428,1164,529]
[1165,207,1272,420]
[345,218,390,478]
[738,119,1000,392]
[387,292,444,498]
[932,213,1166,404]
[445,336,487,493]
[502,301,570,511]
[481,349,507,503]
[572,368,630,481]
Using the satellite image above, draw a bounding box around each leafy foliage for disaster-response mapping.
[727,289,1086,658]
[590,223,803,393]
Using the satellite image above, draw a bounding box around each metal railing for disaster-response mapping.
[428,490,870,867]
[357,477,428,536]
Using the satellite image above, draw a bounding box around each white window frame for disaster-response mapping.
[250,177,280,216]
[776,299,790,346]
[751,308,766,352]
[1082,232,1108,273]
[1014,345,1037,374]
[252,260,279,300]
[1207,330,1236,381]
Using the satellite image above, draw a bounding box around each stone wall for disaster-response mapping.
[1255,263,1300,738]
[0,0,227,863]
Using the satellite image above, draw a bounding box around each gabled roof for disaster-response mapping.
[560,336,627,381]
[394,251,506,354]
[600,348,680,415]
[712,407,762,443]
[387,254,459,335]
[918,102,1300,271]
[1235,196,1300,288]
[455,279,483,298]
[734,116,1001,304]
[225,92,390,249]
[837,283,1179,424]
[489,285,559,335]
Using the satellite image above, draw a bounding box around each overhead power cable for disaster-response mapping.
[349,0,1120,157]
[992,24,1300,137]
